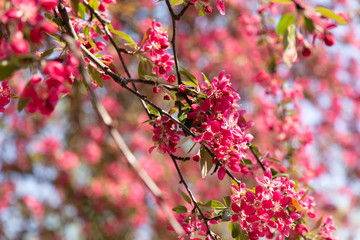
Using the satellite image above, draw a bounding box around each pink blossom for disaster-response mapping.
[142,20,174,78]
[57,151,79,170]
[217,0,225,15]
[11,38,29,54]
[0,81,11,112]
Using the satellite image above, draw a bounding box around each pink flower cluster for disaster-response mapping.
[230,169,314,240]
[176,214,208,240]
[188,71,254,179]
[318,216,337,240]
[21,55,79,116]
[150,116,184,154]
[142,20,174,80]
[0,0,58,58]
[0,81,11,112]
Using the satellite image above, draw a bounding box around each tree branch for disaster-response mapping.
[58,2,184,236]
[248,144,266,172]
[169,153,217,240]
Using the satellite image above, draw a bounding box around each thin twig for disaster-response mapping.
[169,154,217,240]
[249,145,266,172]
[176,3,191,20]
[165,0,182,85]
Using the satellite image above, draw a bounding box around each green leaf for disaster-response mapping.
[53,18,64,26]
[171,0,184,6]
[41,47,56,59]
[93,25,102,35]
[238,229,249,240]
[250,143,261,157]
[178,188,192,205]
[78,2,86,19]
[246,188,255,194]
[107,23,114,31]
[89,0,99,10]
[83,25,90,36]
[180,68,198,87]
[273,172,289,178]
[312,216,323,231]
[44,13,52,20]
[172,205,188,214]
[241,159,253,166]
[87,38,95,49]
[276,14,296,35]
[194,2,206,17]
[147,104,159,116]
[304,17,315,33]
[137,119,153,128]
[138,59,153,78]
[315,6,348,25]
[200,147,213,178]
[266,157,282,163]
[266,0,292,4]
[231,178,239,188]
[110,30,137,48]
[223,196,231,207]
[270,168,278,178]
[0,61,20,81]
[17,97,30,112]
[69,0,79,16]
[187,142,197,154]
[175,136,192,148]
[282,24,297,67]
[204,200,225,209]
[201,72,210,84]
[93,69,103,87]
[229,222,241,238]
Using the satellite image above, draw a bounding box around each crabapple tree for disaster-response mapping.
[0,0,359,239]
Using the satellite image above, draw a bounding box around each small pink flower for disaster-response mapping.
[11,38,29,54]
[41,0,59,11]
[0,81,11,112]
[57,151,79,170]
[217,0,225,15]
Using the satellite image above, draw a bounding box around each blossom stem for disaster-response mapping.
[169,153,217,240]
[249,144,266,171]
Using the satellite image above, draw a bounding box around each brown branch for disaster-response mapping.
[58,2,184,236]
[169,153,217,240]
[248,144,266,172]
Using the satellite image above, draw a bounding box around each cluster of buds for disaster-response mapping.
[21,56,79,115]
